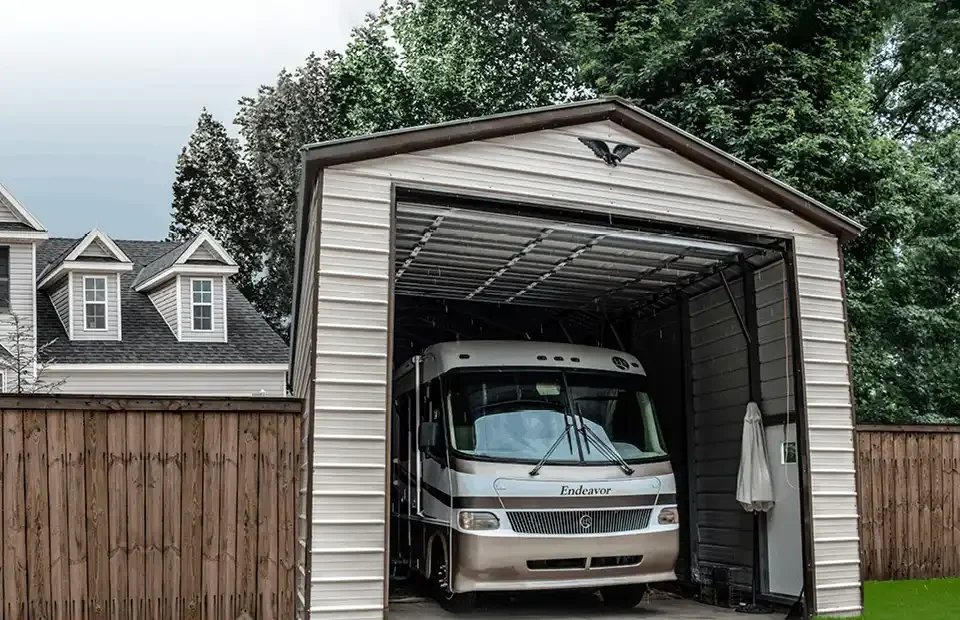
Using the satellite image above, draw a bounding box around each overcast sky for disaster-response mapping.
[0,0,381,239]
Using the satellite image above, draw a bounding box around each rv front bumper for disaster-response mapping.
[451,528,679,593]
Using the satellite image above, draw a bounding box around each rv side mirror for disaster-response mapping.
[418,422,440,452]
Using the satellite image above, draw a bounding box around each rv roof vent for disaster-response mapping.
[554,356,564,361]
[459,353,470,359]
[537,355,548,361]
[570,357,580,363]
[631,362,640,368]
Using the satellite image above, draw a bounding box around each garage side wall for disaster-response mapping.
[688,280,753,585]
[294,178,322,616]
[308,173,392,620]
[792,237,860,617]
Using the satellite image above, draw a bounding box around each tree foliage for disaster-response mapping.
[170,0,960,423]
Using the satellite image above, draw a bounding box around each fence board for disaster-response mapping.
[277,414,294,618]
[201,413,222,620]
[219,413,239,618]
[127,411,146,608]
[236,414,260,615]
[858,436,872,579]
[931,435,943,576]
[163,414,182,620]
[24,411,52,618]
[182,413,203,620]
[85,411,110,617]
[3,410,27,620]
[0,397,299,620]
[46,411,69,618]
[144,411,164,611]
[107,412,128,610]
[257,415,279,620]
[64,412,87,617]
[858,426,960,581]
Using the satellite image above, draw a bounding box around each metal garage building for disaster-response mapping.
[289,97,863,619]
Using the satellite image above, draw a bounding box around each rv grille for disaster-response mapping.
[506,508,652,535]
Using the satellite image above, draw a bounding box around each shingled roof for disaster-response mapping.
[37,238,288,364]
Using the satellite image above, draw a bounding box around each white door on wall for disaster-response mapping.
[764,423,803,598]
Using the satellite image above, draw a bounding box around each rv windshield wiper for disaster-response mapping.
[528,418,576,477]
[572,402,635,476]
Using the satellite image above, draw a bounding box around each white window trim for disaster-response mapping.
[222,276,228,343]
[116,272,123,340]
[0,245,10,314]
[82,275,108,332]
[190,277,214,331]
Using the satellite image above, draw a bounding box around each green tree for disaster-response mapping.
[201,0,584,337]
[871,0,960,140]
[169,111,264,312]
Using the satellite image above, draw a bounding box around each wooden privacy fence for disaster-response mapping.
[857,424,960,581]
[0,395,302,620]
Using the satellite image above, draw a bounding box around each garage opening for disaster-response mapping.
[386,187,809,616]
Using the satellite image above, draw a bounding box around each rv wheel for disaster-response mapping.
[431,544,477,613]
[599,584,648,609]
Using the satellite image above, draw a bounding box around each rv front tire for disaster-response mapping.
[599,584,648,609]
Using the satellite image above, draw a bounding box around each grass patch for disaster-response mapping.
[815,578,960,620]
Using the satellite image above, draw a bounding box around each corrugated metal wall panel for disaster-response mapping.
[298,120,861,618]
[631,306,688,580]
[793,236,860,617]
[295,180,321,618]
[688,280,753,584]
[306,171,391,620]
[754,261,794,418]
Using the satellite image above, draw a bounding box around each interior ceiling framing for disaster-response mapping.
[392,201,784,361]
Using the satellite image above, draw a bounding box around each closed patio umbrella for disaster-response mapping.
[736,401,774,614]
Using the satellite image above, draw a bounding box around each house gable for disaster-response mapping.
[0,183,47,232]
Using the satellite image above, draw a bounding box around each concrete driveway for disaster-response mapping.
[389,592,756,619]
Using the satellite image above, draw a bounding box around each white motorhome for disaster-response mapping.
[390,340,680,611]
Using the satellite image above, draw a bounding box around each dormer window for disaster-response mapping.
[192,279,213,331]
[84,276,107,330]
[37,229,132,341]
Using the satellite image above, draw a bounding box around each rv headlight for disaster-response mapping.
[658,507,679,525]
[459,511,501,531]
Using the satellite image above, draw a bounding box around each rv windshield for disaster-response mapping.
[445,369,667,464]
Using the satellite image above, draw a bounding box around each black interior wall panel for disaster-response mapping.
[688,279,753,584]
[754,261,795,417]
[631,305,689,581]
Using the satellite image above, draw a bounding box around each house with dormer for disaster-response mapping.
[0,182,288,396]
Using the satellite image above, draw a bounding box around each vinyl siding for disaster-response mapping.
[148,279,180,337]
[0,197,22,223]
[49,278,70,333]
[299,119,861,618]
[45,367,287,397]
[71,272,119,341]
[688,280,753,584]
[0,243,37,350]
[187,242,221,262]
[179,275,226,342]
[78,240,113,259]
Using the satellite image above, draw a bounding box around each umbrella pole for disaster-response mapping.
[736,512,772,614]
